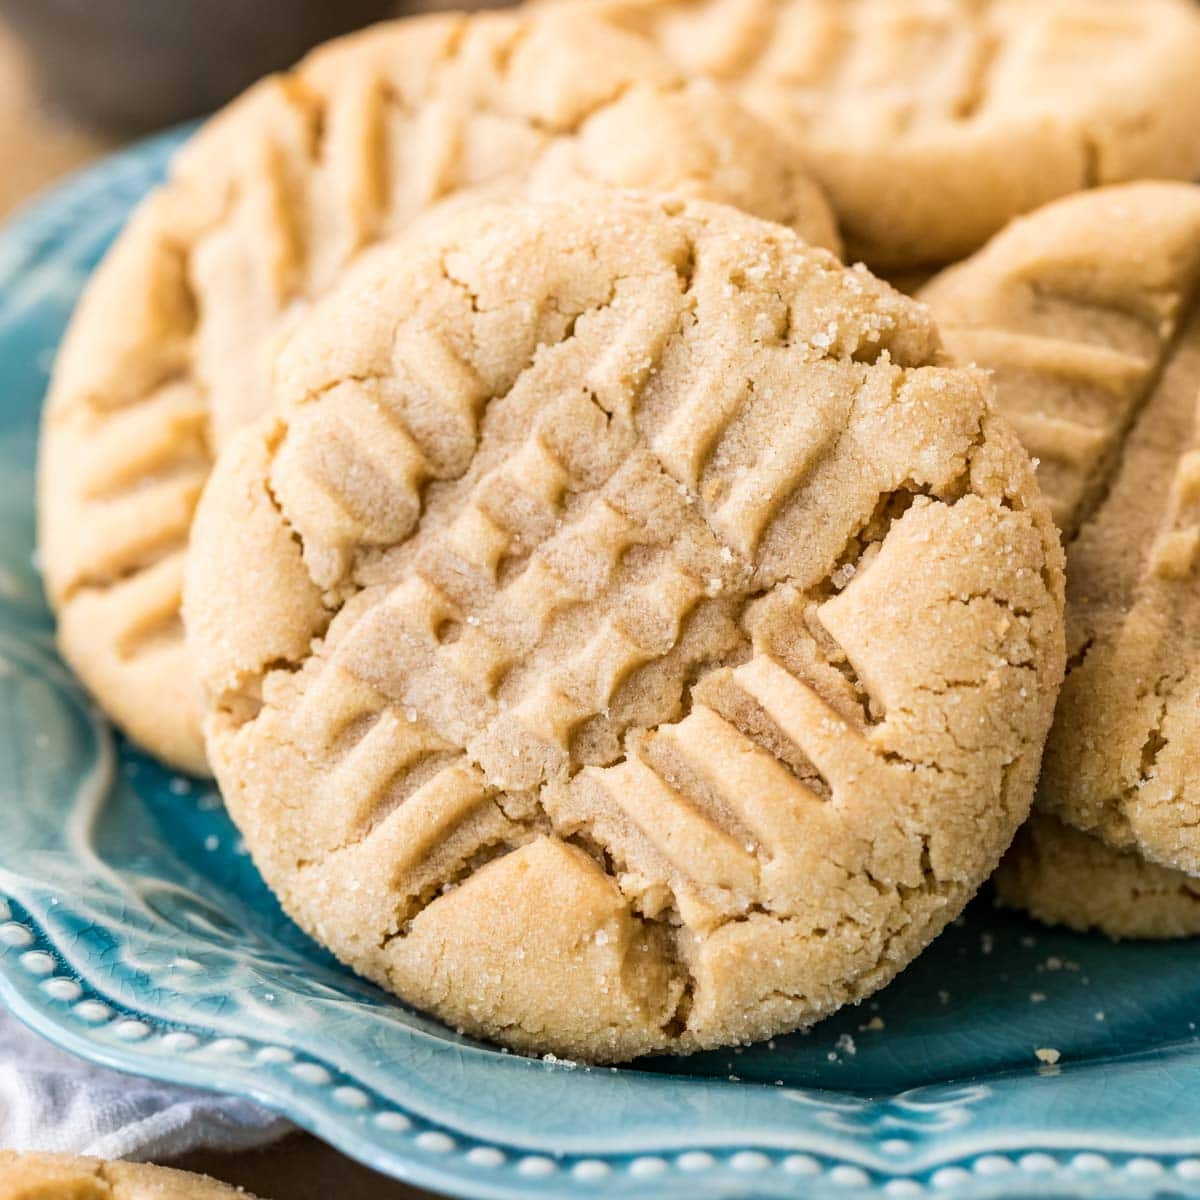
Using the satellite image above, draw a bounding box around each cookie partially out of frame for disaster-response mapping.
[186,191,1065,1061]
[995,815,1200,941]
[38,7,839,775]
[922,183,1200,882]
[0,1151,258,1200]
[589,0,1200,269]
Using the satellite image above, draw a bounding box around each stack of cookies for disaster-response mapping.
[36,0,1200,1062]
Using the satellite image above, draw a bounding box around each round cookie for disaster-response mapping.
[38,7,839,776]
[0,1151,258,1200]
[185,192,1065,1061]
[921,183,1200,883]
[994,814,1200,940]
[588,0,1200,269]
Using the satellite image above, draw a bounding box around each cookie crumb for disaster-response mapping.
[1034,1048,1061,1065]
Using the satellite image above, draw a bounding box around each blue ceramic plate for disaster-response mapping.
[3,133,1200,1200]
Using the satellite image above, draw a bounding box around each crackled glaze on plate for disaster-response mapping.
[3,132,1200,1200]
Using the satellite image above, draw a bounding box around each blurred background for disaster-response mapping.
[0,0,400,133]
[0,0,501,216]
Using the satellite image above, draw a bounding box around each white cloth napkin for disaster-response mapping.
[0,1002,291,1161]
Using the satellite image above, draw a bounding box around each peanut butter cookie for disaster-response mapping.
[38,8,838,774]
[590,0,1200,269]
[0,1151,258,1200]
[186,192,1065,1061]
[921,182,1200,913]
[995,814,1200,940]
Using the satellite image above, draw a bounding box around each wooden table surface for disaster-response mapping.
[0,14,446,1198]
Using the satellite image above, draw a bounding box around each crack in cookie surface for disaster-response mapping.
[922,182,1200,880]
[37,6,840,775]
[187,193,1064,1060]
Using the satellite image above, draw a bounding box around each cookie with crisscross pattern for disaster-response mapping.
[38,7,838,775]
[186,192,1064,1060]
[923,184,1200,898]
[588,0,1200,268]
